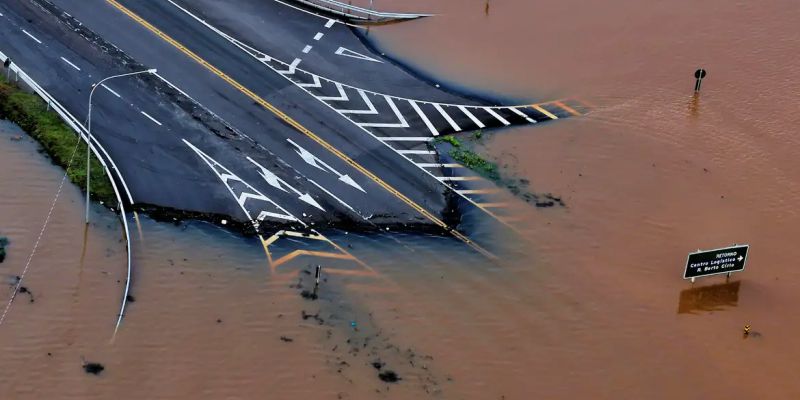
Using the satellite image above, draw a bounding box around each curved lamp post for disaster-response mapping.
[85,68,157,223]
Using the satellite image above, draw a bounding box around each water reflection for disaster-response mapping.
[677,280,741,314]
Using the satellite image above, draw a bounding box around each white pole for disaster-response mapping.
[85,69,157,223]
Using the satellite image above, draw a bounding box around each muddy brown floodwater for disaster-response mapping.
[2,0,800,398]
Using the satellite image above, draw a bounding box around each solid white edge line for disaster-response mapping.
[409,100,439,136]
[380,137,434,142]
[21,29,42,44]
[140,111,162,125]
[398,149,436,154]
[307,178,360,217]
[417,163,462,168]
[60,56,81,71]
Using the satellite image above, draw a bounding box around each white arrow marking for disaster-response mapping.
[286,139,366,193]
[335,47,383,63]
[183,140,299,225]
[247,157,325,211]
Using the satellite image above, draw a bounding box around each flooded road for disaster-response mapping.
[3,0,800,398]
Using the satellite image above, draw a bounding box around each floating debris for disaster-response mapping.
[378,370,400,383]
[83,362,105,375]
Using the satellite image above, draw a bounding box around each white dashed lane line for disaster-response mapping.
[324,19,335,28]
[21,29,42,44]
[313,32,324,41]
[60,56,81,71]
[101,84,122,98]
[140,111,162,125]
[302,45,312,54]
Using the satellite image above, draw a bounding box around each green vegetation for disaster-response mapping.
[435,135,462,148]
[0,75,115,204]
[449,148,500,181]
[472,130,483,140]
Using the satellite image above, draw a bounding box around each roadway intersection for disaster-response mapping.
[0,0,585,262]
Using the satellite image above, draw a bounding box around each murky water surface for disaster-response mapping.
[3,0,800,398]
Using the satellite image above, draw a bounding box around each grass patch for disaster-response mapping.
[434,135,461,148]
[449,148,500,181]
[0,74,115,204]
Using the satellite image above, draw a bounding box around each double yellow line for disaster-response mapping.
[106,0,495,259]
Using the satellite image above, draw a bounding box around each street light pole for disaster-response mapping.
[85,68,157,224]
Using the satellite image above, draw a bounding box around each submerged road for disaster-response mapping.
[0,0,584,259]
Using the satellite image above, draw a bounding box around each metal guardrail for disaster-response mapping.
[0,50,134,337]
[289,0,433,23]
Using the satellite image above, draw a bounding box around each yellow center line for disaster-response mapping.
[554,101,581,116]
[531,103,558,120]
[105,0,495,259]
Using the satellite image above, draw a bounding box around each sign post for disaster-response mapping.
[684,245,748,283]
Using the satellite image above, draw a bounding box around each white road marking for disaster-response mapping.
[325,19,336,28]
[436,176,481,181]
[60,57,81,71]
[334,47,383,63]
[140,111,162,125]
[484,107,510,126]
[279,57,301,75]
[380,137,434,142]
[339,90,377,115]
[286,139,366,192]
[457,189,500,195]
[302,45,312,54]
[22,30,42,44]
[101,84,122,98]
[510,107,536,123]
[458,105,485,128]
[356,96,409,128]
[298,74,322,88]
[409,101,439,136]
[318,82,348,101]
[308,178,358,215]
[398,149,436,155]
[417,163,462,168]
[433,103,461,132]
[247,157,325,211]
[313,32,324,41]
[183,140,299,226]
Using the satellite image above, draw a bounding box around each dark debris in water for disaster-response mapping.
[378,370,400,383]
[83,362,105,375]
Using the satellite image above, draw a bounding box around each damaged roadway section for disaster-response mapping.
[0,0,457,237]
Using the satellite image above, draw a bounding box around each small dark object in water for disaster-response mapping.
[125,294,135,302]
[372,361,383,370]
[0,236,8,263]
[83,362,105,375]
[216,319,222,323]
[300,290,318,300]
[280,336,294,342]
[378,370,400,383]
[19,286,29,294]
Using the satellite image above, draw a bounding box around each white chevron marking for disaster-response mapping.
[485,107,511,126]
[410,101,439,136]
[510,107,537,123]
[458,106,486,128]
[433,103,461,132]
[356,96,409,128]
[298,73,322,88]
[318,82,349,101]
[339,90,378,115]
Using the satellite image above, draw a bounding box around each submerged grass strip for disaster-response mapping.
[0,74,115,204]
[448,148,500,181]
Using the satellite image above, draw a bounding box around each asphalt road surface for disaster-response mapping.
[0,0,583,256]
